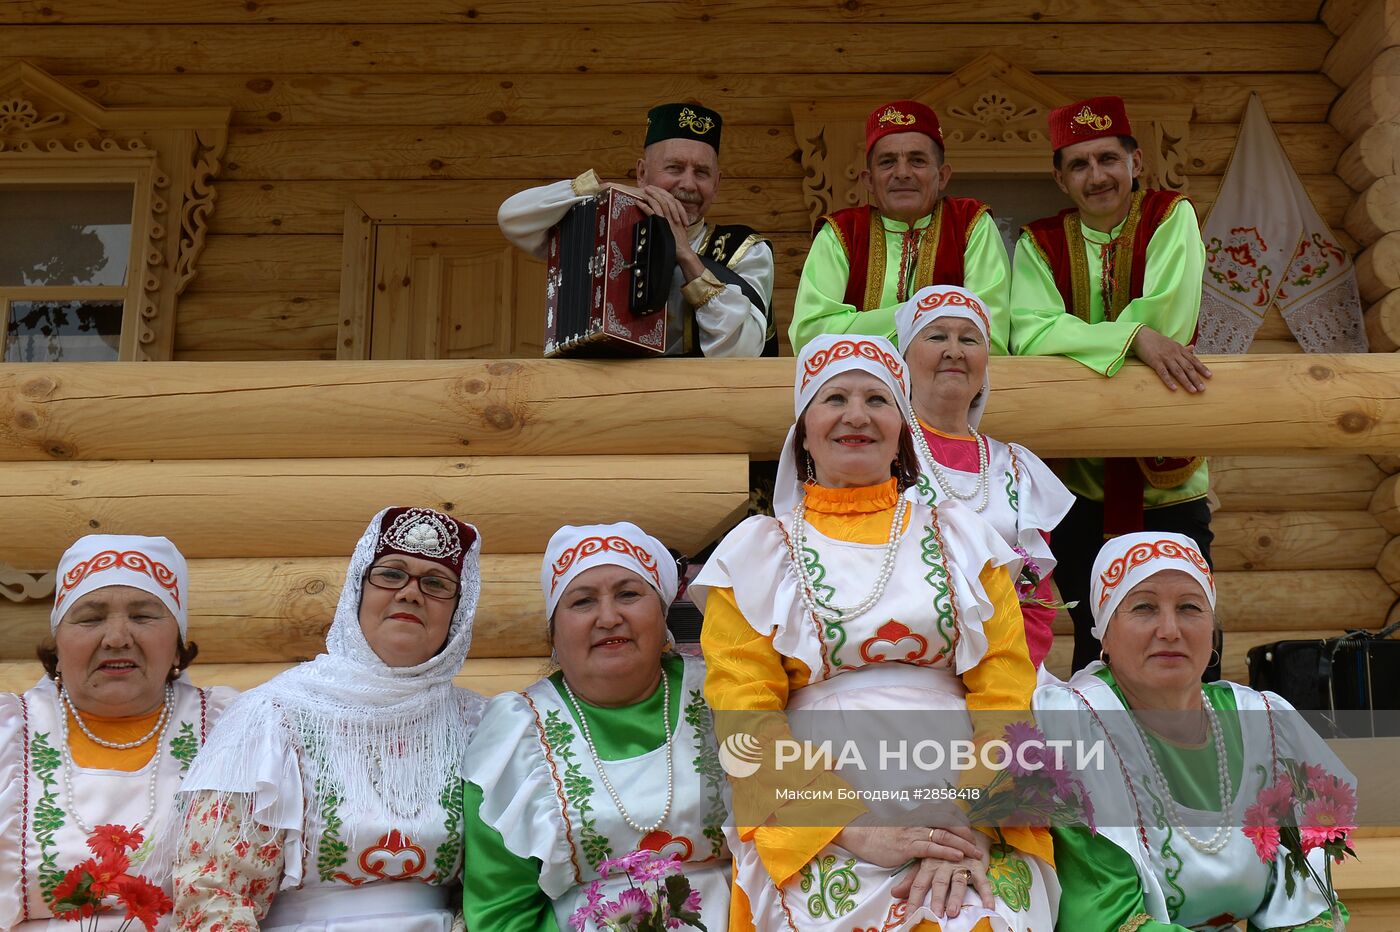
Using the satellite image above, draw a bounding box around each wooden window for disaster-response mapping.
[1,183,136,361]
[945,177,1070,255]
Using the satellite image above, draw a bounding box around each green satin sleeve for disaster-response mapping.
[1052,826,1193,932]
[789,223,898,352]
[962,211,1012,356]
[461,780,561,932]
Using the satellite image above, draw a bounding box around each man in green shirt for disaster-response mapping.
[791,99,1011,353]
[1009,95,1218,677]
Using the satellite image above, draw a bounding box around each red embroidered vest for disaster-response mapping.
[1023,188,1201,533]
[817,197,990,311]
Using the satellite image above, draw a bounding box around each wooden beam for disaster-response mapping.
[1372,473,1400,534]
[1379,535,1400,591]
[1211,511,1388,572]
[174,292,339,355]
[1365,291,1400,353]
[1212,456,1385,512]
[0,0,1325,25]
[0,454,750,565]
[1358,231,1400,302]
[1323,0,1374,36]
[1337,120,1400,191]
[52,72,1343,128]
[0,554,550,662]
[0,24,1332,75]
[1331,47,1400,141]
[4,356,1400,463]
[1345,175,1400,246]
[1324,0,1400,88]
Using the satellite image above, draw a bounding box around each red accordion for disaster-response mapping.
[544,187,676,358]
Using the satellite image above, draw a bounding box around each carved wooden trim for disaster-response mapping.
[0,562,54,603]
[791,53,1193,230]
[0,62,230,361]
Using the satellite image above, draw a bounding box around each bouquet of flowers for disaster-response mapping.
[46,824,173,931]
[1242,758,1356,930]
[568,848,705,932]
[961,721,1096,833]
[1010,546,1075,611]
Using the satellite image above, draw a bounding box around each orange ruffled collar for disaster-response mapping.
[802,477,899,515]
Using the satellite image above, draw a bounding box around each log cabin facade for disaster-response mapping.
[2,0,1400,919]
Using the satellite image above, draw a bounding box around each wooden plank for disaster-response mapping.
[4,356,1400,464]
[0,0,1325,25]
[1211,511,1388,572]
[1211,456,1386,512]
[1322,0,1374,36]
[0,658,548,696]
[210,178,809,235]
[52,72,1342,127]
[0,24,1331,75]
[1,554,549,662]
[217,122,1340,181]
[0,453,750,564]
[193,234,341,291]
[174,292,339,354]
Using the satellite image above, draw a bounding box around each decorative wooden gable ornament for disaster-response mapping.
[0,62,231,360]
[790,53,1192,230]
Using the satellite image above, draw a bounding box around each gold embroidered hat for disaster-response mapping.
[1048,95,1132,151]
[645,102,722,152]
[866,99,943,152]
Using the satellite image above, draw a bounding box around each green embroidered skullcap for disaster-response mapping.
[644,102,723,152]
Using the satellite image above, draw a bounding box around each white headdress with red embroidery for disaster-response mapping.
[775,334,913,514]
[894,284,992,429]
[542,522,678,619]
[51,534,189,635]
[1090,531,1215,639]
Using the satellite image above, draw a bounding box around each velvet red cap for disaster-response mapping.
[866,99,943,153]
[1048,96,1132,152]
[373,507,477,576]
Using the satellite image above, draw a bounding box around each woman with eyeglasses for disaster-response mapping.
[171,506,486,932]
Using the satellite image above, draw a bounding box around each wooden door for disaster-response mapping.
[370,225,545,359]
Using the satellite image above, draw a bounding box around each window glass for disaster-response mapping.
[944,177,1070,256]
[0,185,134,287]
[4,300,123,361]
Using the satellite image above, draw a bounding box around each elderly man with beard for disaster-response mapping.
[790,99,1011,353]
[1008,95,1218,679]
[498,102,775,357]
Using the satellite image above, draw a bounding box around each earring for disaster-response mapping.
[1099,650,1110,667]
[805,456,816,484]
[1207,649,1220,668]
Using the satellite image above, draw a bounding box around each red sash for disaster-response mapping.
[1023,189,1201,534]
[817,198,990,311]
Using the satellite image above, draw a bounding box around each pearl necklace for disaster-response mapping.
[57,687,173,835]
[787,491,908,623]
[60,683,174,750]
[911,420,990,513]
[560,670,674,835]
[1131,693,1234,855]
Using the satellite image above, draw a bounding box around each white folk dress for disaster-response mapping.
[0,678,235,932]
[692,491,1060,932]
[465,653,731,932]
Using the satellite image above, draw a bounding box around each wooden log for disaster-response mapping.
[1211,455,1385,512]
[0,554,550,662]
[217,122,1341,182]
[0,24,1332,76]
[1379,535,1400,591]
[53,72,1342,128]
[0,454,750,565]
[193,234,341,292]
[5,356,1400,463]
[1331,47,1400,140]
[1374,454,1400,473]
[174,292,340,355]
[1364,291,1400,353]
[1372,473,1400,534]
[1337,121,1400,191]
[1323,0,1373,36]
[0,0,1324,25]
[1324,0,1400,88]
[0,657,549,696]
[1345,176,1400,247]
[1357,232,1400,303]
[1211,511,1388,572]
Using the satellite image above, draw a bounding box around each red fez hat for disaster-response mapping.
[866,100,943,153]
[1048,96,1132,152]
[374,506,477,576]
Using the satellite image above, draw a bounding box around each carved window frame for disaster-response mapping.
[791,53,1192,230]
[0,62,230,360]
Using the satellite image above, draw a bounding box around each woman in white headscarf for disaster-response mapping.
[1,535,236,932]
[895,285,1072,670]
[461,522,731,932]
[1034,532,1353,931]
[691,334,1058,932]
[171,507,486,932]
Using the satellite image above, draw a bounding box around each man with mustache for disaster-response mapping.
[1009,95,1218,679]
[498,101,775,357]
[790,99,1011,353]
